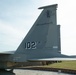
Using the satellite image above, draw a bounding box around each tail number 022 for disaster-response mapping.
[25,42,37,49]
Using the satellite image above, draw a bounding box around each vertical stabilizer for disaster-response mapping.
[14,4,61,62]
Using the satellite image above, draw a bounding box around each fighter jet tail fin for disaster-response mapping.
[14,4,62,62]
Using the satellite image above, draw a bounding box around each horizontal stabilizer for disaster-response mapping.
[28,58,76,62]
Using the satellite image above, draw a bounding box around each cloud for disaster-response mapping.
[0,20,26,51]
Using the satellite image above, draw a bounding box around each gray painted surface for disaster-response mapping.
[13,4,62,62]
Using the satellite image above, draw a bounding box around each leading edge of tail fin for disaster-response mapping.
[15,4,61,56]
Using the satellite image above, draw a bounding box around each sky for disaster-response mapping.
[0,0,76,55]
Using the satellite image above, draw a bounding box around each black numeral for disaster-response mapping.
[25,42,36,49]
